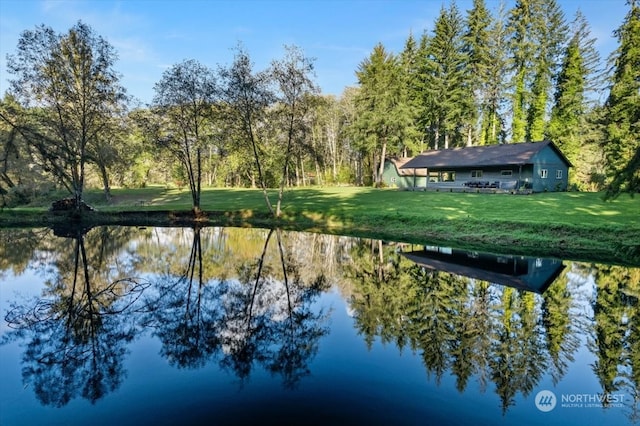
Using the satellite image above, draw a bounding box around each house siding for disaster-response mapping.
[396,141,571,193]
[382,159,426,188]
[530,145,569,192]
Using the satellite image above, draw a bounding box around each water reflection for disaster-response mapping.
[1,226,639,424]
[1,226,331,407]
[591,264,640,420]
[343,239,639,420]
[2,225,145,406]
[143,227,330,387]
[402,245,565,293]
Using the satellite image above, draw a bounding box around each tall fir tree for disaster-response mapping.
[416,31,434,150]
[507,0,535,142]
[546,11,602,188]
[399,32,426,155]
[463,0,492,146]
[481,2,510,145]
[353,44,410,185]
[507,0,567,143]
[425,3,472,149]
[603,0,640,198]
[464,0,508,146]
[525,0,567,141]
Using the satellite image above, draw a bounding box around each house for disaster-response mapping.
[381,157,427,189]
[399,141,571,192]
[402,245,565,294]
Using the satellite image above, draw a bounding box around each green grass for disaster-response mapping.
[2,186,640,265]
[80,186,636,226]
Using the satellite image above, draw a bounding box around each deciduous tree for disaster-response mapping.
[270,45,319,217]
[152,59,219,214]
[220,46,276,214]
[5,21,127,210]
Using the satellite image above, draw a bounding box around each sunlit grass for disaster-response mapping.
[3,186,639,264]
[80,186,638,228]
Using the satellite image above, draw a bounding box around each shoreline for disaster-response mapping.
[1,209,638,267]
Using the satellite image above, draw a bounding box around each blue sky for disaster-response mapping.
[0,0,631,105]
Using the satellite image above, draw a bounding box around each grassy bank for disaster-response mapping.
[1,186,639,265]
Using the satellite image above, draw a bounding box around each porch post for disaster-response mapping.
[518,165,522,189]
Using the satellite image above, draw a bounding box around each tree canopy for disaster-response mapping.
[1,2,638,207]
[3,21,127,209]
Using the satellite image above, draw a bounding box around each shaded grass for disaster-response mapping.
[83,186,638,227]
[2,186,639,265]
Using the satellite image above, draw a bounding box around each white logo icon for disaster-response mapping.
[535,390,557,412]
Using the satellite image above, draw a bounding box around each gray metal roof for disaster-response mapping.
[400,141,571,170]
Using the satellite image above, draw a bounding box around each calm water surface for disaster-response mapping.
[0,226,638,425]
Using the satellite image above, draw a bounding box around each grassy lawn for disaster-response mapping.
[2,185,639,265]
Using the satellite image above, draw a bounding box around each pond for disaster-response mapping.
[0,226,639,425]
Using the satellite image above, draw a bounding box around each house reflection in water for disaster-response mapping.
[402,245,565,294]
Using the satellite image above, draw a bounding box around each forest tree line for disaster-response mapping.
[0,0,638,212]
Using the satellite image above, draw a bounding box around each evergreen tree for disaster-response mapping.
[603,0,640,198]
[547,11,602,187]
[507,0,567,143]
[425,3,471,149]
[525,0,567,141]
[399,32,425,155]
[507,0,535,142]
[416,31,434,149]
[482,2,510,145]
[463,0,492,146]
[353,43,409,185]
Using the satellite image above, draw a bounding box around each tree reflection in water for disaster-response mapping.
[145,226,224,369]
[590,264,640,421]
[144,227,330,388]
[2,225,148,406]
[345,242,616,412]
[1,225,331,406]
[0,226,639,421]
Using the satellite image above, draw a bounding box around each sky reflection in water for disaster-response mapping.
[0,226,638,426]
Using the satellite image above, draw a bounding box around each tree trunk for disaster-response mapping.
[314,157,322,186]
[295,162,301,187]
[194,147,202,215]
[99,164,111,202]
[377,140,387,186]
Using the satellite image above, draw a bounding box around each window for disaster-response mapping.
[501,170,513,177]
[441,171,456,182]
[540,169,548,179]
[556,170,563,179]
[471,170,483,178]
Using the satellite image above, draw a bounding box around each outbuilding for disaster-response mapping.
[399,140,571,193]
[381,157,427,189]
